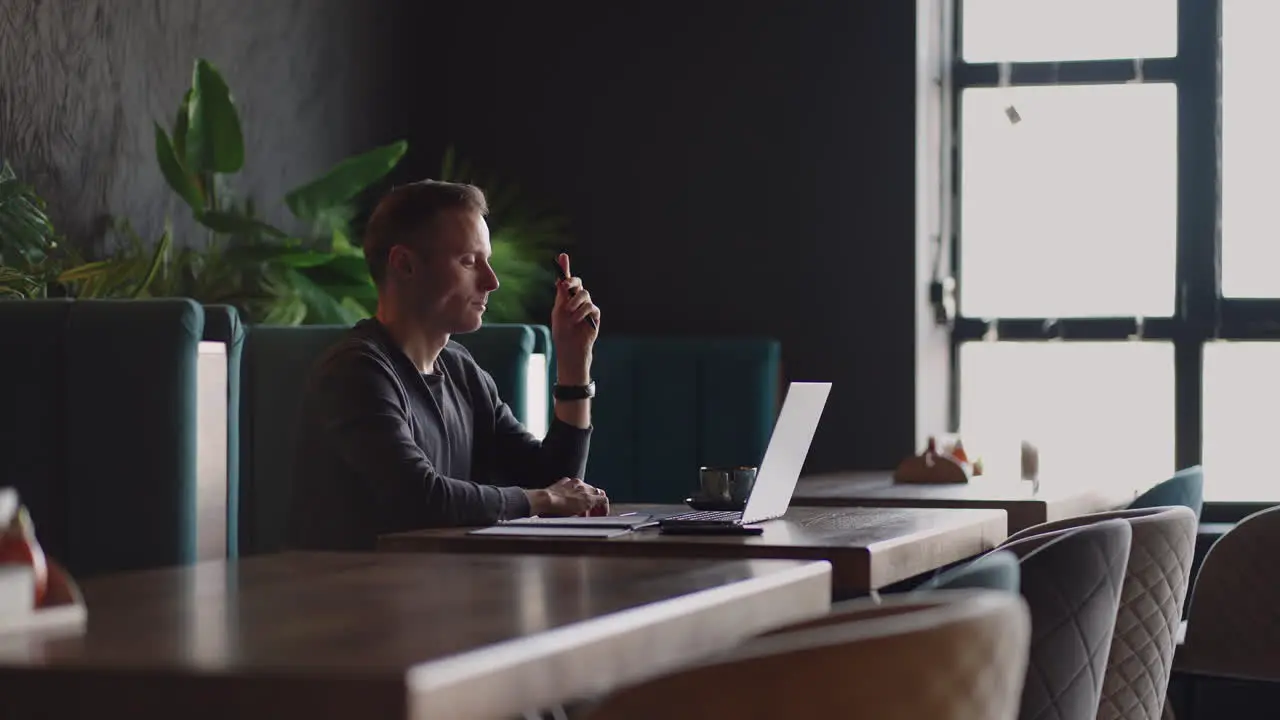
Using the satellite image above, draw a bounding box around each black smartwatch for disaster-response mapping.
[554,381,596,401]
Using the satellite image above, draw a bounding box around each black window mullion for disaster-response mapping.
[956,57,1179,88]
[1175,0,1222,470]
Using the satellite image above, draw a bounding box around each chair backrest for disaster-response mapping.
[1000,519,1133,720]
[1038,508,1197,720]
[582,589,1031,720]
[237,323,542,555]
[917,549,1021,594]
[1179,505,1280,683]
[0,298,207,577]
[999,506,1199,720]
[586,335,782,503]
[1130,465,1204,521]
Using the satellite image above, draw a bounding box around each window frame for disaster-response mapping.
[947,0,1280,518]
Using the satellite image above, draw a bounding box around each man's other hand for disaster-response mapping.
[527,477,609,517]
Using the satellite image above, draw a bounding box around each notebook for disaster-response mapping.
[468,525,632,539]
[496,513,658,530]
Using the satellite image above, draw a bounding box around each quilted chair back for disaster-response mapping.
[1003,507,1198,720]
[582,589,1032,720]
[1178,505,1280,683]
[1001,519,1133,720]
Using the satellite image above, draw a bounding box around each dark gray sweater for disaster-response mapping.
[287,319,591,550]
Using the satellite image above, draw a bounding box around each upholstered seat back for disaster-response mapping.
[1001,519,1133,720]
[585,336,782,503]
[237,323,541,555]
[584,590,1031,720]
[1179,505,1280,683]
[0,298,206,577]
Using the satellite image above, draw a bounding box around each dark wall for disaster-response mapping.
[0,0,403,245]
[398,2,919,472]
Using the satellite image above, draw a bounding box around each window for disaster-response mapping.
[949,0,1280,504]
[1220,1,1280,297]
[959,342,1175,484]
[1202,343,1280,501]
[961,0,1177,62]
[960,83,1177,318]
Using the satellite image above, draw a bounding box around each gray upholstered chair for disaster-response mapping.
[1000,519,1132,720]
[1175,505,1280,684]
[581,589,1032,720]
[1005,506,1198,720]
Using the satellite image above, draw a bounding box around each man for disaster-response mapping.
[287,179,608,551]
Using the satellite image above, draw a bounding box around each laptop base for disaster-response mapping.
[658,523,764,536]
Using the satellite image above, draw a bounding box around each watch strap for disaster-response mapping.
[554,381,596,400]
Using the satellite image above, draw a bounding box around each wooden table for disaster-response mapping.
[793,470,1148,534]
[379,505,1008,599]
[0,552,830,720]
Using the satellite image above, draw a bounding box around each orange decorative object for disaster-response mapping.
[893,436,973,485]
[0,491,49,607]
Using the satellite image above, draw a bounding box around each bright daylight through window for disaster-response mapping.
[952,0,1280,502]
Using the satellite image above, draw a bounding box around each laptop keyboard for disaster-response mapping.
[661,510,743,523]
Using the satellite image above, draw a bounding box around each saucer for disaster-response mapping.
[685,496,747,512]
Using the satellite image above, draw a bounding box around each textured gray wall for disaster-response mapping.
[0,0,399,248]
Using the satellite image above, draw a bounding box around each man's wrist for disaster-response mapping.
[525,488,552,516]
[556,359,592,387]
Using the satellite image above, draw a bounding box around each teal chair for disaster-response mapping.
[1131,465,1204,521]
[585,336,782,503]
[914,549,1021,594]
[0,298,207,577]
[237,323,546,555]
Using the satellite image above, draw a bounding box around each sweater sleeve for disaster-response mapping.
[312,350,531,526]
[478,369,592,489]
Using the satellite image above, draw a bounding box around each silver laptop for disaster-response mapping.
[659,381,832,529]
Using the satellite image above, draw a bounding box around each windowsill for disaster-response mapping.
[1201,501,1280,524]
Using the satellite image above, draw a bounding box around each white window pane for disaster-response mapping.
[959,342,1175,486]
[1203,342,1280,501]
[1221,1,1280,297]
[962,0,1177,62]
[960,84,1177,318]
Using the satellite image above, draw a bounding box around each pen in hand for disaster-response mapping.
[555,259,598,329]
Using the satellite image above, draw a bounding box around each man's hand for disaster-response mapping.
[526,478,609,517]
[552,253,600,384]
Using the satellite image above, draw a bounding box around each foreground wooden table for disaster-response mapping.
[793,471,1148,533]
[0,552,831,720]
[379,504,1008,599]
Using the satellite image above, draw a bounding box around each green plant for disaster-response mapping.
[0,162,166,300]
[3,58,567,325]
[149,58,403,325]
[438,146,567,323]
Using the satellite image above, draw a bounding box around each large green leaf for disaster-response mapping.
[184,59,244,174]
[155,123,204,211]
[128,225,171,298]
[197,210,286,238]
[0,162,56,265]
[284,140,408,222]
[173,89,192,162]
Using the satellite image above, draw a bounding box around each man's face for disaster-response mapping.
[392,208,500,334]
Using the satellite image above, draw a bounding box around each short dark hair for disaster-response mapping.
[362,179,489,286]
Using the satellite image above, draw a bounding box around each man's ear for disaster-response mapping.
[388,245,414,278]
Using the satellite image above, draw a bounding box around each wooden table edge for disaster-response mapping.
[870,509,1009,588]
[404,559,833,720]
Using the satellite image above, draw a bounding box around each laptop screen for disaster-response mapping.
[741,382,832,523]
